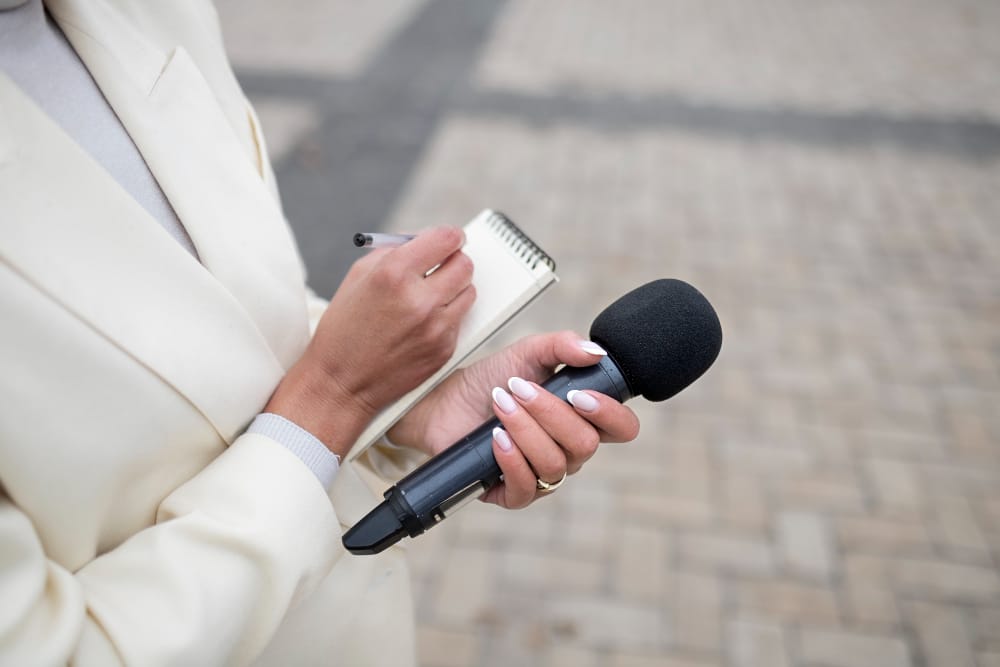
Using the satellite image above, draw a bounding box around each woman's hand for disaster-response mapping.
[266,226,475,457]
[388,331,640,508]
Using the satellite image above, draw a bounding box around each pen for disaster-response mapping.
[353,232,417,249]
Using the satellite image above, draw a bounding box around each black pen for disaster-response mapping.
[353,232,416,249]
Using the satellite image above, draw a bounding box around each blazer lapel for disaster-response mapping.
[0,75,292,443]
[44,0,310,370]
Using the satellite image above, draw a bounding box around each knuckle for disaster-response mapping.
[538,450,567,480]
[434,225,464,249]
[454,252,474,278]
[579,429,601,457]
[371,263,406,291]
[532,399,563,425]
[411,297,437,323]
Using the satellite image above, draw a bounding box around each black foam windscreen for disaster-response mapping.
[589,279,722,402]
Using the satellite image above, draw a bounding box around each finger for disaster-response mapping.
[566,390,641,443]
[393,226,465,276]
[484,427,537,509]
[491,386,567,486]
[431,284,476,350]
[510,330,610,380]
[424,249,474,303]
[441,283,476,319]
[506,377,600,474]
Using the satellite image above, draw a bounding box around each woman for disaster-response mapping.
[0,1,640,664]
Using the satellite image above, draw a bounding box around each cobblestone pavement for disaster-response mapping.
[217,1,1000,665]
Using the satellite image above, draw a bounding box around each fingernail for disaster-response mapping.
[492,387,518,414]
[567,389,599,412]
[493,426,513,452]
[579,340,607,356]
[507,376,538,401]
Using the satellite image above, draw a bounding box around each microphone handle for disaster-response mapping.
[342,356,631,554]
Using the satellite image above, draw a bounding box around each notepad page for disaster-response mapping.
[346,209,558,460]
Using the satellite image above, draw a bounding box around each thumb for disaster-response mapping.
[514,330,609,375]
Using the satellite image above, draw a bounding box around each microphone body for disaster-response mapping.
[342,278,723,555]
[342,357,631,554]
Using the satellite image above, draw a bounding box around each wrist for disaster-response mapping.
[386,414,432,456]
[265,361,377,459]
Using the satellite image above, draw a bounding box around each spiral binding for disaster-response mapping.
[484,211,557,273]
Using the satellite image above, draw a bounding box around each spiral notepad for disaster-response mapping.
[347,209,558,460]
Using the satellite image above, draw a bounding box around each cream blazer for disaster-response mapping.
[0,1,421,665]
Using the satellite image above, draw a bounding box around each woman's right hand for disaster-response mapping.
[265,226,475,457]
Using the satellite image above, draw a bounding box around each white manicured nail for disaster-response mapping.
[567,389,599,412]
[507,376,537,401]
[493,427,513,452]
[492,387,518,414]
[579,341,607,356]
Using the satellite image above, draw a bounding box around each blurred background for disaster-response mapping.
[216,1,1000,665]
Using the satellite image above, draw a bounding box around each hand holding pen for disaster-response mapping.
[264,226,475,458]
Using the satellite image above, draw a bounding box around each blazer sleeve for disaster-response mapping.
[0,433,342,667]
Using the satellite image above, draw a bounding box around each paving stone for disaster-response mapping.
[220,0,426,76]
[774,473,867,514]
[919,462,1000,497]
[678,533,775,576]
[978,497,1000,533]
[555,512,615,558]
[417,625,480,667]
[892,560,1000,604]
[542,644,601,667]
[717,441,812,475]
[798,628,912,667]
[501,550,604,596]
[620,493,715,528]
[866,459,925,513]
[545,596,665,652]
[615,524,671,603]
[728,618,790,667]
[842,581,900,630]
[430,546,496,626]
[979,652,1000,667]
[607,653,718,667]
[971,607,1000,652]
[737,579,840,625]
[718,473,769,532]
[671,571,723,652]
[775,510,836,581]
[904,601,976,667]
[928,494,991,556]
[835,516,933,556]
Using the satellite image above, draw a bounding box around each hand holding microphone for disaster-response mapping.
[343,279,723,554]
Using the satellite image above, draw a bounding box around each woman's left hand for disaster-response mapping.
[387,331,640,509]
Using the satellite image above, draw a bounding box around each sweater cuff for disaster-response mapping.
[247,413,340,489]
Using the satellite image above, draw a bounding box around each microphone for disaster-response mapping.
[342,279,723,555]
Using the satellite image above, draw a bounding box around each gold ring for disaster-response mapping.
[535,472,567,493]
